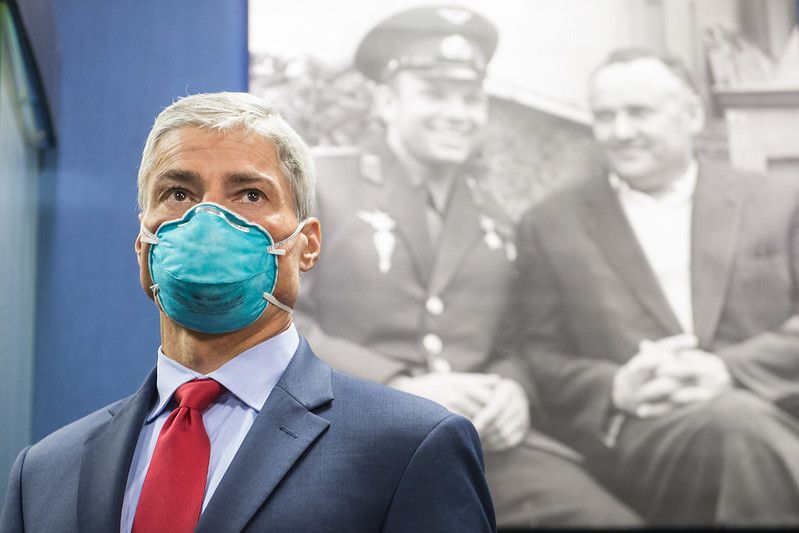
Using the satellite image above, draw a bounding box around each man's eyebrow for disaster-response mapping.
[225,171,280,191]
[152,168,202,187]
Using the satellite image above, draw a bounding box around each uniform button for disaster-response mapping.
[422,333,443,355]
[505,242,517,262]
[425,295,444,316]
[429,358,452,373]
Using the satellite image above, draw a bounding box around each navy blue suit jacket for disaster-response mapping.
[1,337,495,532]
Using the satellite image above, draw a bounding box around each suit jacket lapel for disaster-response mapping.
[428,177,483,296]
[77,370,156,533]
[691,160,744,347]
[582,173,684,336]
[197,338,333,532]
[369,141,434,283]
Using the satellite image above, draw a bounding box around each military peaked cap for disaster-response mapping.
[354,5,498,82]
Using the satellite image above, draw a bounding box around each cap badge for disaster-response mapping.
[437,8,473,26]
[439,34,474,62]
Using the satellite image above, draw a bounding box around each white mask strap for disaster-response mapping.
[263,292,293,314]
[267,218,311,256]
[150,284,163,312]
[140,223,160,245]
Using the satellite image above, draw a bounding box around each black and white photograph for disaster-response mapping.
[1,0,798,530]
[250,0,799,528]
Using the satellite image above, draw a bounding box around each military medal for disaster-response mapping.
[479,215,502,250]
[357,210,396,273]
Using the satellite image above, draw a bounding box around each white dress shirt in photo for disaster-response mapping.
[609,161,698,335]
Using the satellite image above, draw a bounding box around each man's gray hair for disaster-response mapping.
[137,92,315,219]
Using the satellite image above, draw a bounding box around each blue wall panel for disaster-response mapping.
[33,0,247,439]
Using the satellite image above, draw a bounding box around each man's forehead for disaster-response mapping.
[591,58,690,97]
[145,126,285,193]
[151,127,279,166]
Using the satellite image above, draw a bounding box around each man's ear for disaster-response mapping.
[298,217,322,272]
[134,212,144,255]
[686,93,706,135]
[135,212,155,300]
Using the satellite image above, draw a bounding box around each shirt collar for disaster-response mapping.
[608,160,698,202]
[147,323,299,422]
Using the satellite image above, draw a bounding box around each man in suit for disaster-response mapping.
[0,92,496,532]
[510,48,799,525]
[295,6,640,528]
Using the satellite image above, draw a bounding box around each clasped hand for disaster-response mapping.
[612,334,733,418]
[390,372,530,452]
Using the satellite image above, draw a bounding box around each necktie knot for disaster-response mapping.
[174,378,225,412]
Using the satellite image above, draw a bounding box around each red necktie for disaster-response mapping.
[132,378,225,533]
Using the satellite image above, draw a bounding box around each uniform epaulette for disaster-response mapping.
[311,145,385,186]
[359,153,383,185]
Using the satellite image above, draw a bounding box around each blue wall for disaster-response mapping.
[33,0,247,439]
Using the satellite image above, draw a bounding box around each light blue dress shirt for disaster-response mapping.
[119,324,299,533]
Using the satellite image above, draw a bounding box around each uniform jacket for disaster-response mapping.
[512,158,799,453]
[0,338,495,533]
[296,137,532,395]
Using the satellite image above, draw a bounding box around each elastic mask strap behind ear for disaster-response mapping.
[267,218,311,256]
[263,292,293,314]
[150,283,164,312]
[140,223,160,245]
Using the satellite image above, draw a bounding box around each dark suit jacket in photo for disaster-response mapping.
[0,338,495,532]
[512,158,799,453]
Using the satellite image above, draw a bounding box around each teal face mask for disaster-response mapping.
[139,202,308,334]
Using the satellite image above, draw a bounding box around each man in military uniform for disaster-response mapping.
[294,6,640,527]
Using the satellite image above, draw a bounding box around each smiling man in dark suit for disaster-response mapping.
[0,92,495,533]
[510,48,799,526]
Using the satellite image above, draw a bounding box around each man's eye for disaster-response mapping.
[593,111,614,122]
[243,189,264,202]
[421,89,445,101]
[170,189,189,201]
[628,107,654,118]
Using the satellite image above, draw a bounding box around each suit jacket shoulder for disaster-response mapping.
[328,368,457,435]
[0,385,151,533]
[25,396,128,459]
[529,169,599,213]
